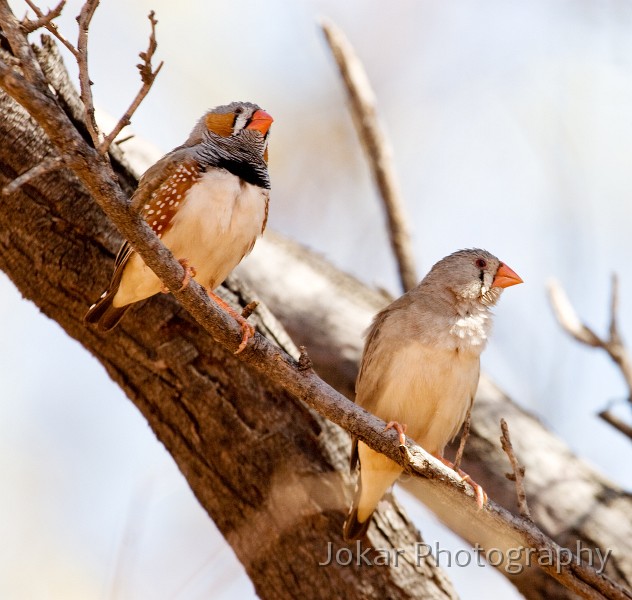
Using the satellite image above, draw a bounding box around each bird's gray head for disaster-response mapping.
[425,249,522,307]
[187,101,273,161]
[186,101,273,189]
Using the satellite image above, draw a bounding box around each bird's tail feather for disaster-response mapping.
[84,288,130,331]
[343,479,371,541]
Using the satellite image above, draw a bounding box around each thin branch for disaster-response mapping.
[114,134,134,146]
[76,0,100,146]
[240,300,258,319]
[599,409,632,442]
[0,0,49,86]
[98,11,163,155]
[548,277,632,403]
[321,18,418,293]
[1,155,62,194]
[499,418,531,520]
[453,405,471,472]
[21,0,67,36]
[609,273,622,345]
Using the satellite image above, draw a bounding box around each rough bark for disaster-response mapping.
[0,36,457,600]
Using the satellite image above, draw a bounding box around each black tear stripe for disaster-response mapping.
[479,270,485,282]
[213,157,270,189]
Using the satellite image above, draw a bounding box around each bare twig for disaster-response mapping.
[499,418,531,520]
[453,406,471,472]
[114,134,134,146]
[321,19,418,293]
[2,155,62,194]
[76,0,100,146]
[98,11,163,155]
[599,409,632,442]
[241,300,258,319]
[548,277,632,402]
[297,346,313,372]
[21,0,68,37]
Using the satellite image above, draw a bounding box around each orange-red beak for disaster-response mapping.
[246,109,273,135]
[492,262,523,289]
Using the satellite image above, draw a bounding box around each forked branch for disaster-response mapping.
[21,0,66,35]
[98,11,163,155]
[548,276,632,440]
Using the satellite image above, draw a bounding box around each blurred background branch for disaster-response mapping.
[549,276,632,441]
[321,18,418,292]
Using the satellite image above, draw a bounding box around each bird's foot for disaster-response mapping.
[207,289,255,355]
[458,470,487,509]
[385,421,408,446]
[432,453,487,509]
[161,258,197,293]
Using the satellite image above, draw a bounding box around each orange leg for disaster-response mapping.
[207,289,255,355]
[432,453,487,509]
[161,258,197,293]
[385,421,408,446]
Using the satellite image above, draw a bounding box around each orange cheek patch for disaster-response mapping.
[205,112,234,137]
[142,161,201,239]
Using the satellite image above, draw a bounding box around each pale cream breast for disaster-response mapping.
[366,341,480,455]
[113,169,268,307]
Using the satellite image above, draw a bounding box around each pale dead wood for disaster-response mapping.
[499,419,531,520]
[97,10,163,155]
[321,18,418,293]
[548,276,632,439]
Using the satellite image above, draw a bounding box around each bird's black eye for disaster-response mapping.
[476,258,487,269]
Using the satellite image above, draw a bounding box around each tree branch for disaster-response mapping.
[499,419,531,520]
[453,406,471,472]
[97,10,163,155]
[548,277,632,440]
[21,0,67,36]
[598,408,632,442]
[321,18,418,292]
[76,0,100,145]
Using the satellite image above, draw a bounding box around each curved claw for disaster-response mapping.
[385,421,408,446]
[432,453,487,509]
[235,319,255,355]
[161,258,197,293]
[459,471,488,509]
[206,289,257,354]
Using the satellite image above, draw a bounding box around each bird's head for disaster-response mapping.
[428,248,523,307]
[188,101,273,162]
